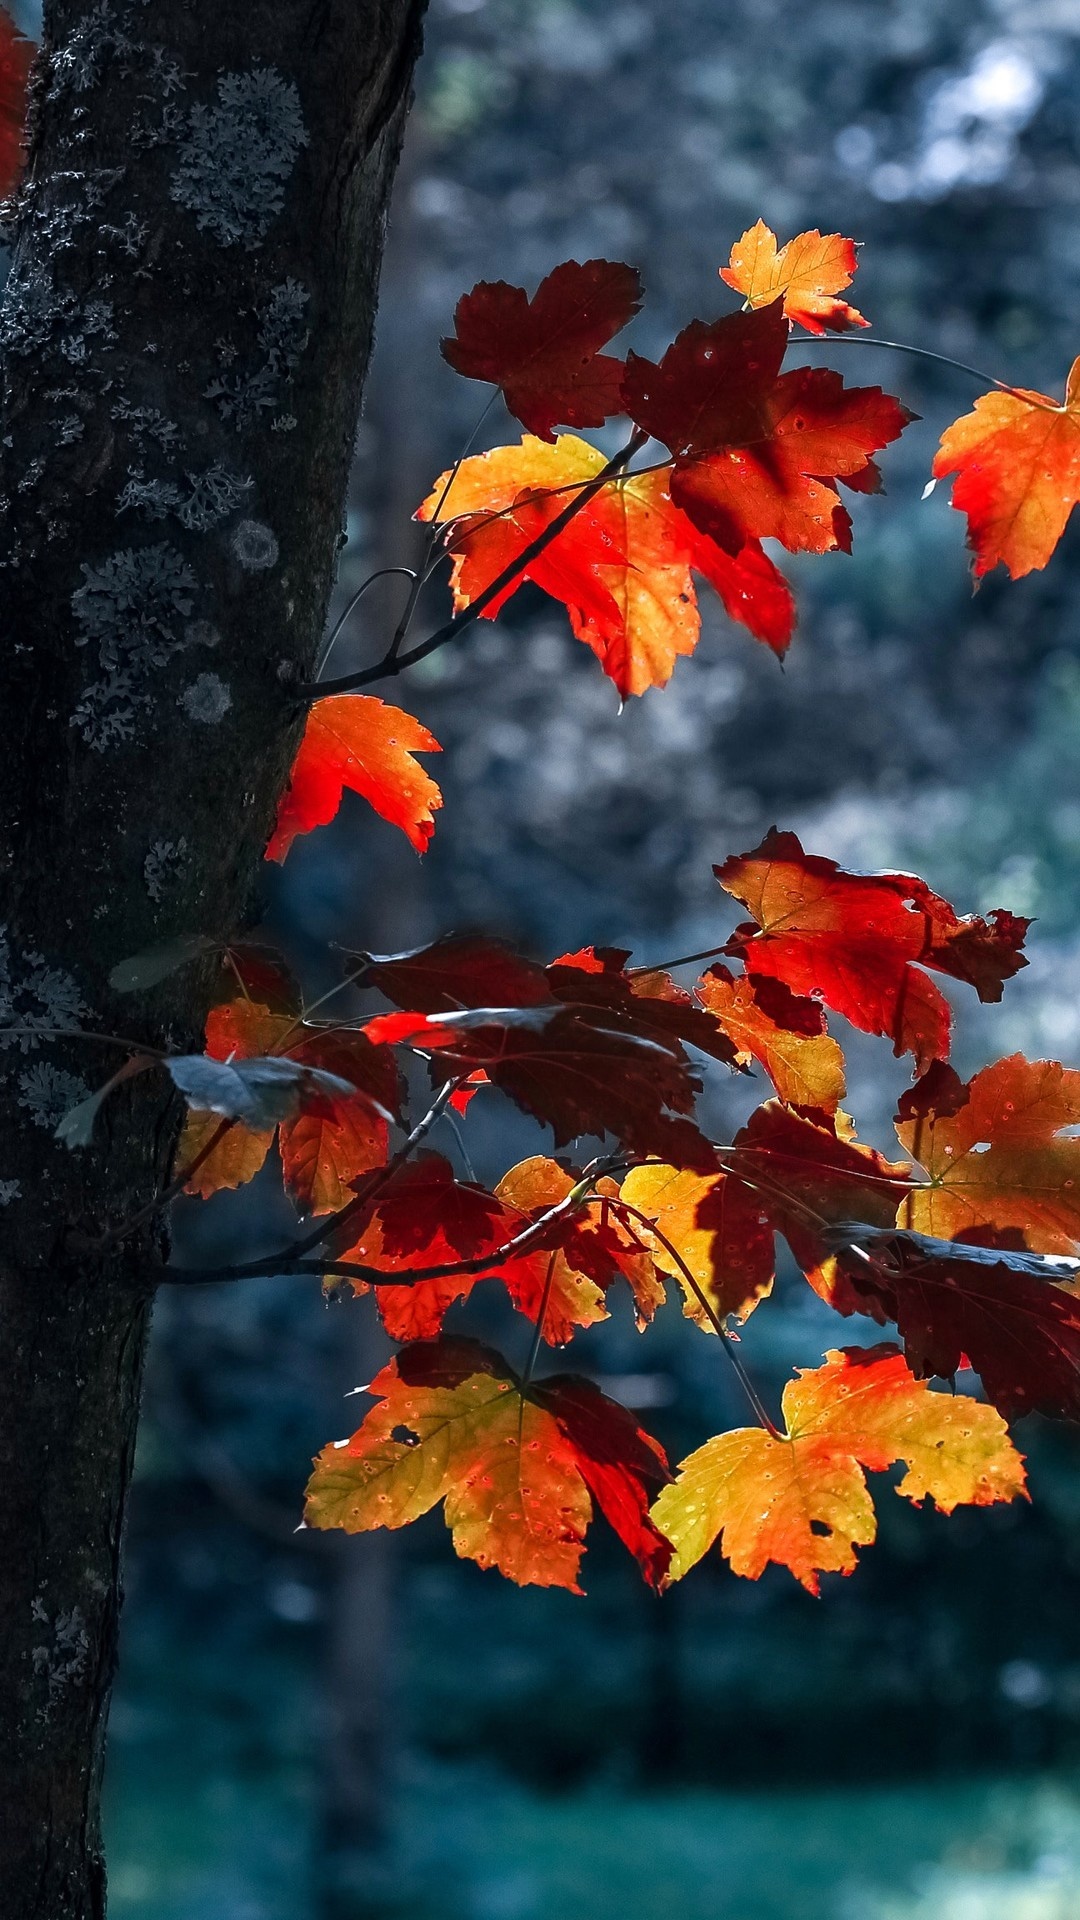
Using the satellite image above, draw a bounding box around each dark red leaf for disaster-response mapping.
[442,259,643,441]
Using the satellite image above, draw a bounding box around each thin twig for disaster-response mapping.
[299,429,649,700]
[628,945,730,978]
[88,1117,236,1252]
[381,392,499,667]
[162,1082,465,1288]
[315,568,419,679]
[0,1024,165,1056]
[440,1103,478,1182]
[795,334,1058,409]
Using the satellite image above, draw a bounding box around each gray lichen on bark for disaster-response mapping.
[0,2,428,1913]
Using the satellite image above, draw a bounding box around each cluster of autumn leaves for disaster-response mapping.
[9,6,1080,1593]
[107,199,1080,1594]
[270,215,1080,862]
[156,829,1080,1597]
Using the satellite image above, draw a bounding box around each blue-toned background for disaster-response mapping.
[18,0,1080,1912]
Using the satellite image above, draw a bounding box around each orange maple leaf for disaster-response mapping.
[176,1107,274,1201]
[418,434,795,695]
[932,360,1080,579]
[306,1337,673,1591]
[720,220,869,335]
[494,1148,665,1329]
[268,694,442,861]
[619,1161,774,1329]
[896,1054,1080,1253]
[695,963,846,1112]
[652,1345,1026,1592]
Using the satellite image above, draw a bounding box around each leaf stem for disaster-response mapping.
[522,1251,560,1386]
[612,1197,780,1436]
[87,1117,235,1253]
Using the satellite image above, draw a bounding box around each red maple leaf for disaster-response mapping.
[338,1155,521,1341]
[362,934,550,1014]
[716,830,1029,1071]
[340,1152,655,1345]
[547,945,740,1070]
[708,1099,915,1320]
[622,301,913,555]
[441,259,642,441]
[832,1231,1080,1422]
[538,1373,673,1589]
[363,999,711,1162]
[361,936,723,1162]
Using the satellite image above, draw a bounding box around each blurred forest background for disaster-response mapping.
[15,0,1080,1913]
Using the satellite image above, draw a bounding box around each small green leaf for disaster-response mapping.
[55,1056,155,1149]
[109,935,218,994]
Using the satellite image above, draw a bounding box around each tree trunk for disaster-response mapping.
[0,3,426,1914]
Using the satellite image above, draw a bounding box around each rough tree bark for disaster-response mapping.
[0,3,426,1914]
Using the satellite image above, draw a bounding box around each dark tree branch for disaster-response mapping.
[164,1164,615,1287]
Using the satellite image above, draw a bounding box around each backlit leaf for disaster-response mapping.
[267,695,442,861]
[418,434,794,693]
[720,221,869,335]
[653,1345,1026,1593]
[339,1156,520,1342]
[896,1054,1080,1253]
[717,830,1029,1071]
[306,1337,672,1590]
[360,943,718,1163]
[695,964,846,1111]
[619,1162,773,1327]
[933,360,1080,579]
[494,1156,609,1345]
[622,302,912,555]
[177,1108,274,1199]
